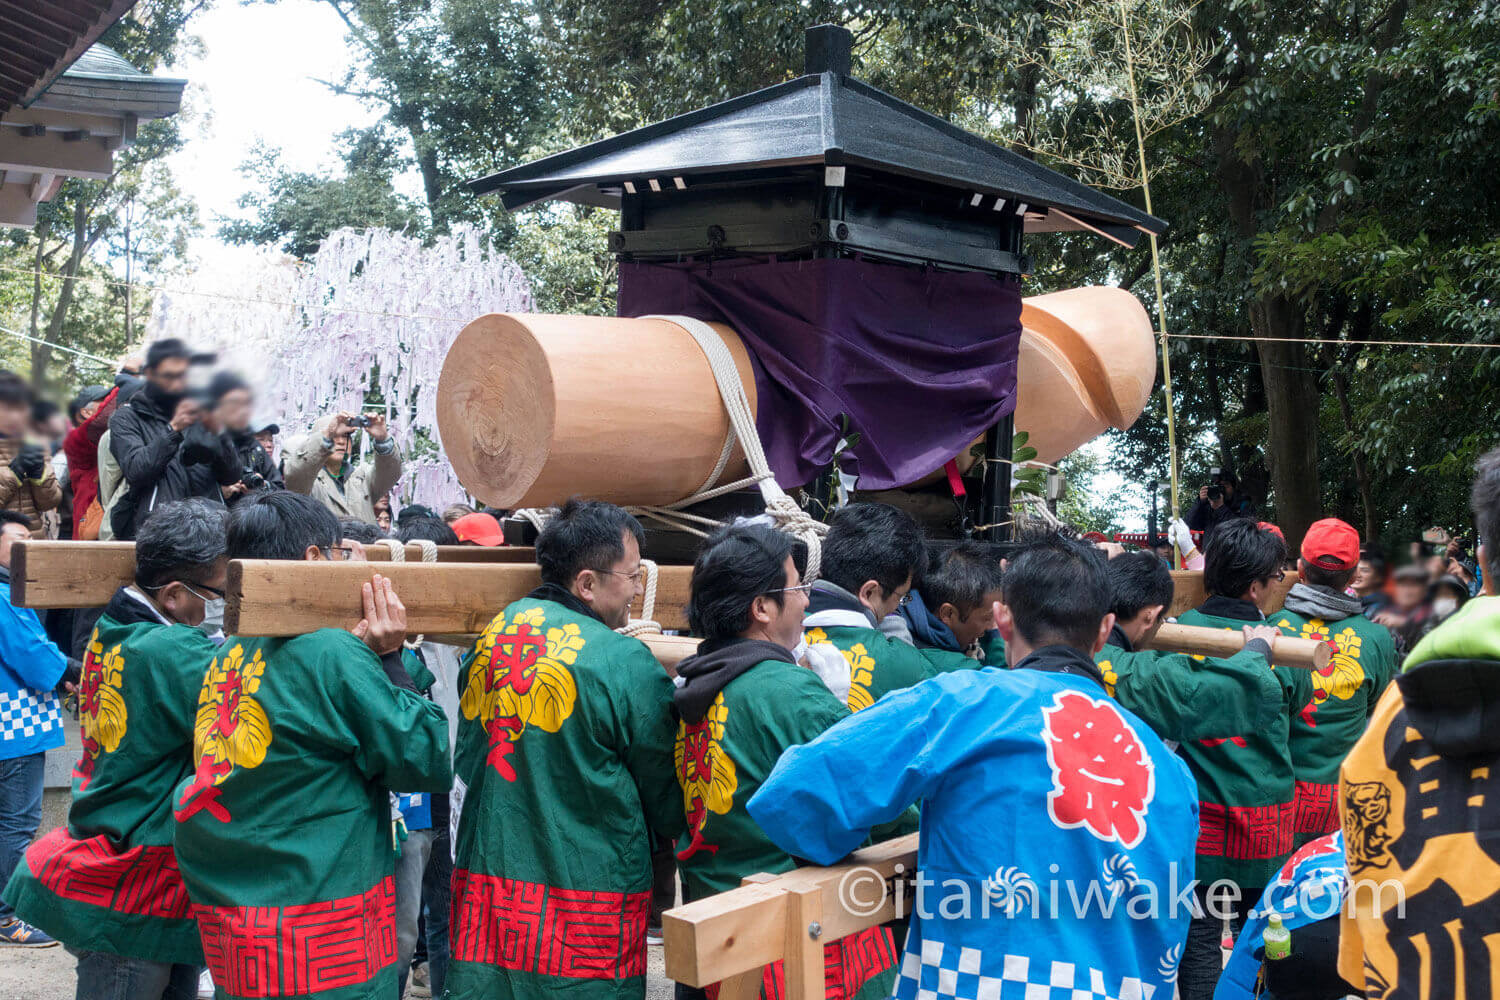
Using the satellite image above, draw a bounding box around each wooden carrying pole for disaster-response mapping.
[225,560,693,635]
[663,835,918,998]
[8,541,537,610]
[1147,622,1329,671]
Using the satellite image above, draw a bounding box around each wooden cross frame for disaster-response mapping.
[663,835,919,1000]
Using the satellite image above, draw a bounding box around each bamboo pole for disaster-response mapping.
[1118,0,1183,562]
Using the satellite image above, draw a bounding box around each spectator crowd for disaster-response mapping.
[0,342,1491,1000]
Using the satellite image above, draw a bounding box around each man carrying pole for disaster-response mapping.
[172,491,451,1000]
[672,524,897,1000]
[446,498,682,1000]
[4,499,226,997]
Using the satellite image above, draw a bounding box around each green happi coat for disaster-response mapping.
[1093,624,1283,745]
[803,624,935,712]
[1272,605,1395,845]
[172,629,451,1000]
[1175,601,1314,888]
[446,594,682,1000]
[4,589,215,964]
[673,646,898,1000]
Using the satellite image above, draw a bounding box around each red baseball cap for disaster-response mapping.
[1301,517,1360,571]
[452,512,505,547]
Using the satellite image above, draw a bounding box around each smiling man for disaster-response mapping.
[446,498,682,1000]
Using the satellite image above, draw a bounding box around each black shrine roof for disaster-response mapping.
[469,29,1164,246]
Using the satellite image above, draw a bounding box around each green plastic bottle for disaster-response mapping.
[1264,912,1291,961]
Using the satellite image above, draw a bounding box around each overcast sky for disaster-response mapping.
[160,0,418,263]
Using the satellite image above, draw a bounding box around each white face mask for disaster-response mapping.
[199,597,225,636]
[1433,597,1458,618]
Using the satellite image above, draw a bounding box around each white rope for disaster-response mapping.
[616,558,662,638]
[637,315,829,579]
[375,539,405,562]
[413,539,438,563]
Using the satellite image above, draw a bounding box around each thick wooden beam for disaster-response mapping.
[663,835,918,989]
[11,541,135,608]
[0,128,112,178]
[1167,570,1295,618]
[226,560,692,635]
[8,541,538,609]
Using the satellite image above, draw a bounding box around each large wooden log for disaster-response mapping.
[225,560,693,635]
[436,314,759,508]
[1013,286,1156,464]
[8,541,537,609]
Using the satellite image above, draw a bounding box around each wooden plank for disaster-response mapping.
[662,834,917,987]
[10,541,539,608]
[783,885,825,1000]
[1167,570,1295,618]
[226,561,693,636]
[11,540,135,608]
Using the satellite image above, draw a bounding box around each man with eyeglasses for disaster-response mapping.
[5,499,227,994]
[802,502,934,712]
[171,490,451,1000]
[671,523,899,1000]
[447,498,682,1000]
[1172,518,1314,1000]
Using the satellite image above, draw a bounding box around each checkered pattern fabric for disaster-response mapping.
[0,688,59,742]
[894,941,1158,1000]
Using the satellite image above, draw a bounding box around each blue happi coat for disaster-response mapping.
[748,656,1200,1000]
[1215,832,1348,1000]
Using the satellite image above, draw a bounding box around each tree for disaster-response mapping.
[220,130,424,259]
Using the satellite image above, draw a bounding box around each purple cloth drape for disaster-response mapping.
[618,256,1022,490]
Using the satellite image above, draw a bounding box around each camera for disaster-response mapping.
[347,416,371,428]
[241,470,266,490]
[1204,483,1223,502]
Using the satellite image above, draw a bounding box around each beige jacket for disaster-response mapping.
[0,435,62,531]
[96,430,125,541]
[283,415,402,524]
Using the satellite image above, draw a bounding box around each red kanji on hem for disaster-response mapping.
[1196,800,1294,859]
[1291,780,1339,835]
[194,876,396,998]
[704,925,897,1000]
[29,828,191,919]
[449,868,650,980]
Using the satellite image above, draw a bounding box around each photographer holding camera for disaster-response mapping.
[108,340,241,541]
[1186,467,1255,540]
[284,409,401,523]
[0,372,61,533]
[208,372,282,504]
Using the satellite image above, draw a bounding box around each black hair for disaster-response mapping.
[135,499,228,590]
[0,509,30,531]
[687,524,805,642]
[227,490,340,561]
[1002,536,1111,650]
[1106,551,1175,620]
[337,518,387,544]
[1301,561,1355,592]
[208,371,250,403]
[1202,518,1286,598]
[398,516,459,547]
[1473,447,1500,588]
[0,372,32,408]
[820,502,926,598]
[1359,547,1388,579]
[31,399,59,424]
[1217,470,1239,488]
[919,540,1005,617]
[535,498,644,587]
[396,504,437,525]
[68,385,109,423]
[145,338,191,370]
